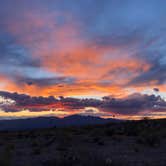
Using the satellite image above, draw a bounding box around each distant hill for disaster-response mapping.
[0,115,121,131]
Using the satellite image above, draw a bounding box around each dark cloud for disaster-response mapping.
[128,44,166,86]
[153,88,159,92]
[0,40,42,83]
[0,40,40,67]
[100,93,166,115]
[129,62,166,86]
[0,91,58,106]
[59,97,102,109]
[0,91,166,116]
[16,76,76,86]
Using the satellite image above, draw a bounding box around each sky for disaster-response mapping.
[0,0,166,119]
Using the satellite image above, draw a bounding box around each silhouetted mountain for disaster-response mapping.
[62,115,118,126]
[0,115,120,131]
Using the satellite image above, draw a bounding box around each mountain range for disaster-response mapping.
[0,115,121,131]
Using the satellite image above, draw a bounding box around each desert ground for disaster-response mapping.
[0,119,165,166]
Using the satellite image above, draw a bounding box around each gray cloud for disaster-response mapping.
[129,53,166,85]
[0,91,166,116]
[100,93,166,115]
[15,76,76,86]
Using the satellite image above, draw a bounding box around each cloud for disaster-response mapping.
[129,54,166,86]
[100,93,166,115]
[2,13,149,96]
[153,88,159,92]
[0,0,166,99]
[0,91,166,119]
[15,76,76,87]
[0,91,58,106]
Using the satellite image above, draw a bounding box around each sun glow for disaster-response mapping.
[0,109,71,120]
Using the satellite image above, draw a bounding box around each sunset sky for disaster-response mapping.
[0,0,166,119]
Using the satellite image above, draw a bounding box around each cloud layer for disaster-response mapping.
[0,91,166,119]
[0,0,166,98]
[0,0,166,118]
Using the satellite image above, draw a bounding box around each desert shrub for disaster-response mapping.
[137,133,160,147]
[91,136,105,145]
[44,132,55,139]
[123,123,140,136]
[32,147,41,155]
[31,140,40,147]
[56,144,68,151]
[104,128,115,136]
[44,137,56,147]
[17,133,25,139]
[106,158,129,166]
[133,145,140,153]
[56,133,72,151]
[112,134,123,142]
[42,155,129,166]
[0,144,14,166]
[93,136,101,143]
[97,140,105,146]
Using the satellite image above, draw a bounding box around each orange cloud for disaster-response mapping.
[2,10,162,99]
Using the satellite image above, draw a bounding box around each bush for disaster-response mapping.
[137,133,160,147]
[0,144,14,166]
[105,128,115,136]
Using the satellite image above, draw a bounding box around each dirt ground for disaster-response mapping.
[0,119,165,166]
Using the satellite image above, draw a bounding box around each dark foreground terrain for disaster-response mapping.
[0,119,165,166]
